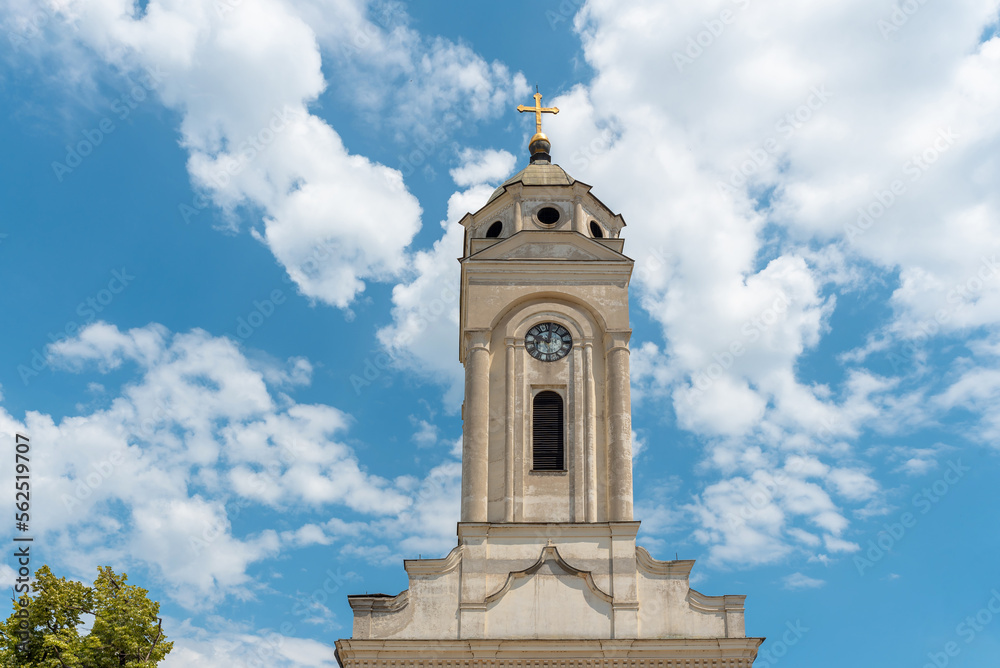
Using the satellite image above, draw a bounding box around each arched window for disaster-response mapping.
[485,221,503,238]
[589,221,604,238]
[532,391,564,471]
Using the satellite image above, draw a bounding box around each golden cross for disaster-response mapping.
[517,90,559,134]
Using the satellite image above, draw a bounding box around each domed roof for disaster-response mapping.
[487,162,576,204]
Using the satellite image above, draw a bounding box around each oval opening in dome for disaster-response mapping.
[589,221,604,238]
[537,207,560,225]
[485,221,503,238]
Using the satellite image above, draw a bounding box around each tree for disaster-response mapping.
[0,565,172,667]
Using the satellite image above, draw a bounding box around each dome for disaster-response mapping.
[486,162,576,204]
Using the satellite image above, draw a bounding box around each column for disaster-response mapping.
[512,193,523,233]
[573,196,587,235]
[461,331,490,523]
[504,339,516,522]
[605,331,633,521]
[583,341,598,522]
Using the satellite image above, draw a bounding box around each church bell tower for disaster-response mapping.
[336,93,763,668]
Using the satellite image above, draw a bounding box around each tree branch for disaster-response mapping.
[143,617,165,662]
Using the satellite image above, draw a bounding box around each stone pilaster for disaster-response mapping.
[583,341,598,522]
[504,338,516,522]
[605,330,633,522]
[462,331,491,523]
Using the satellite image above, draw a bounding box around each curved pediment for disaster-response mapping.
[483,545,613,639]
[485,545,612,604]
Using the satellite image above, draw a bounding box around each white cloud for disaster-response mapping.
[7,0,999,580]
[163,618,339,668]
[449,147,516,187]
[518,0,1000,567]
[376,179,498,406]
[934,366,1000,443]
[686,459,865,567]
[410,417,439,447]
[0,322,459,607]
[827,467,879,502]
[880,443,956,476]
[2,0,528,309]
[783,572,826,590]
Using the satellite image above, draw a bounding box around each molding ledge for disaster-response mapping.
[336,637,765,667]
[347,590,409,614]
[687,589,747,615]
[635,546,695,579]
[404,544,464,576]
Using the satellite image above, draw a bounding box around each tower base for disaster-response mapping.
[336,523,763,666]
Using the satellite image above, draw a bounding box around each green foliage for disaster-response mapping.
[0,565,172,667]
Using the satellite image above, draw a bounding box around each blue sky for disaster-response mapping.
[2,0,1000,666]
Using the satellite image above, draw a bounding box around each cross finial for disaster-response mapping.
[517,88,559,135]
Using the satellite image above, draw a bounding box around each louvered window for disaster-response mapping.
[532,391,565,471]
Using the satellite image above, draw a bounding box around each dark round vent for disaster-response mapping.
[537,207,560,225]
[485,221,503,238]
[590,221,604,238]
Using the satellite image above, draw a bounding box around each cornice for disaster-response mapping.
[635,547,695,579]
[336,637,765,666]
[404,544,464,576]
[687,589,748,614]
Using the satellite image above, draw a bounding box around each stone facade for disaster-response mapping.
[336,149,763,667]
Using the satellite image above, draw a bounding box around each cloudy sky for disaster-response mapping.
[2,0,999,665]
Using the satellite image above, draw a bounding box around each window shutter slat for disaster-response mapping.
[533,391,564,471]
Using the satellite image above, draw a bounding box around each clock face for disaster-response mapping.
[525,322,572,362]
